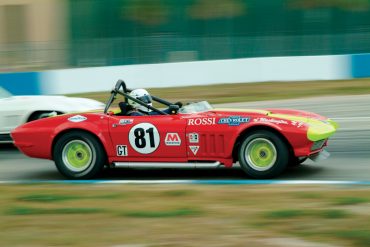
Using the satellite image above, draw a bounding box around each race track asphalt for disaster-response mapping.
[0,94,369,181]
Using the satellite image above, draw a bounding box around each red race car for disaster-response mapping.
[12,80,338,179]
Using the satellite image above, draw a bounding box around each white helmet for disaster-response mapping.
[128,89,152,113]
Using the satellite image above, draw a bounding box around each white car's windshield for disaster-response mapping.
[0,87,12,99]
[178,101,213,114]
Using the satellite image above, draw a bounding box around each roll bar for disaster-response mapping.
[104,80,171,115]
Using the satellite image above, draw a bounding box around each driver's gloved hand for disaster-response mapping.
[174,101,183,108]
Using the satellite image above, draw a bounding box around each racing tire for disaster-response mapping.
[238,130,289,179]
[53,131,106,179]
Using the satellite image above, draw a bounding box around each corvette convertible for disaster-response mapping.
[0,86,105,143]
[12,80,338,179]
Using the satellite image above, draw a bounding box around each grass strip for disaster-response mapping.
[16,193,123,203]
[7,207,104,215]
[120,208,201,218]
[264,209,349,219]
[68,79,370,104]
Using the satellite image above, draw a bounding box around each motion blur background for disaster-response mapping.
[1,0,370,72]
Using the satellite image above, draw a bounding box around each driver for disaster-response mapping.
[127,89,153,116]
[127,88,182,116]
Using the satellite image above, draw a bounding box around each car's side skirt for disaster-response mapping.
[112,161,222,169]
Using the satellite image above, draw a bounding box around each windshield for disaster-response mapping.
[178,101,213,114]
[0,87,12,99]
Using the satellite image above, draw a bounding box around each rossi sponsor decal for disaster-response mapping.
[253,117,288,125]
[188,133,199,143]
[68,115,87,123]
[218,116,249,126]
[188,118,215,126]
[165,133,181,146]
[119,119,134,125]
[189,146,199,155]
[116,145,128,156]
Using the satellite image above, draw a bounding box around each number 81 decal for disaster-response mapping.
[129,123,160,154]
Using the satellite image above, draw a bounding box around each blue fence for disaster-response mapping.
[351,54,370,78]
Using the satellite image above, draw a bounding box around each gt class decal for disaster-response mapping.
[129,123,160,154]
[68,115,87,123]
[188,118,215,126]
[116,145,128,156]
[165,133,181,146]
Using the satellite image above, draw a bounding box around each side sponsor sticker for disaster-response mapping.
[253,118,288,125]
[119,119,134,125]
[68,115,87,123]
[188,133,199,143]
[165,133,181,146]
[116,145,128,156]
[189,146,199,155]
[218,116,249,126]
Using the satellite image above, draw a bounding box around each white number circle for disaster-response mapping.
[129,123,160,154]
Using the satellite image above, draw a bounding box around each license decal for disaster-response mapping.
[218,116,249,126]
[165,133,181,146]
[188,133,199,143]
[189,146,199,155]
[68,115,87,123]
[129,123,160,154]
[116,145,128,156]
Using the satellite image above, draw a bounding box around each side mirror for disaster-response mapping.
[168,104,179,115]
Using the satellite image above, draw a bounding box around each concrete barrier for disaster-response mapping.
[0,54,353,95]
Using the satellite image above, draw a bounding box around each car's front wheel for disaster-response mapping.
[53,131,106,179]
[238,130,289,179]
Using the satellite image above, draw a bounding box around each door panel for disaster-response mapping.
[109,115,187,160]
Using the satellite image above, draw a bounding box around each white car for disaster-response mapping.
[0,87,105,143]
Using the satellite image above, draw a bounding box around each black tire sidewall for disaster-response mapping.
[53,131,106,179]
[238,130,289,179]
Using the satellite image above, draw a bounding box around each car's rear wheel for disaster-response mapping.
[53,131,106,179]
[238,130,289,178]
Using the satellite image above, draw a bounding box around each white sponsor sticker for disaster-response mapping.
[165,133,181,146]
[68,115,87,123]
[129,123,160,154]
[189,146,199,155]
[188,133,199,143]
[116,145,128,156]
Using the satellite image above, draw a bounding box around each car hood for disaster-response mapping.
[210,108,338,141]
